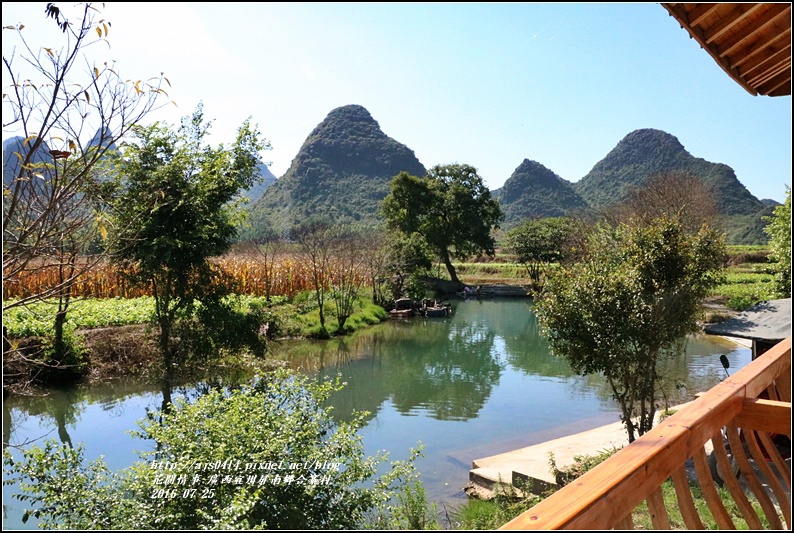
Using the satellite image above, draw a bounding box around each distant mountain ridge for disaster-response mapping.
[492,129,770,235]
[248,104,426,232]
[572,128,765,217]
[494,158,590,227]
[7,114,769,244]
[238,162,276,206]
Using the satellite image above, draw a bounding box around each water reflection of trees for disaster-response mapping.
[565,335,752,411]
[283,313,505,423]
[386,319,503,421]
[2,379,161,449]
[500,303,574,377]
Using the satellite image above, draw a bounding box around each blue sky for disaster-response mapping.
[3,2,791,202]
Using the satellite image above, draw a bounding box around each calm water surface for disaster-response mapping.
[2,298,749,528]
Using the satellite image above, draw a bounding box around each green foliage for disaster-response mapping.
[535,216,727,442]
[630,480,771,529]
[3,441,123,529]
[248,105,426,234]
[111,104,267,367]
[763,187,791,297]
[3,297,156,338]
[504,217,578,289]
[379,480,441,530]
[383,232,434,299]
[452,479,542,530]
[3,368,421,530]
[382,164,503,285]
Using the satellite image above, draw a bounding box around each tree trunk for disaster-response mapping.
[440,249,460,285]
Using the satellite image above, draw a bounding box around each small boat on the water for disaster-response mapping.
[388,297,417,319]
[421,299,452,317]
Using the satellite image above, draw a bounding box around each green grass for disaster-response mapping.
[451,246,783,312]
[3,297,157,338]
[3,293,386,340]
[631,480,771,529]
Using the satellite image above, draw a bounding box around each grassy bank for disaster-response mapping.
[2,292,387,390]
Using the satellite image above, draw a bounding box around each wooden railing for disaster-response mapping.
[500,337,792,530]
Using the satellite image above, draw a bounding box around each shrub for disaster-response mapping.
[3,368,420,530]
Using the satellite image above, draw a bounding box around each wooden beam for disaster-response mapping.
[741,44,790,79]
[704,4,762,46]
[688,3,721,28]
[719,4,791,61]
[733,398,792,435]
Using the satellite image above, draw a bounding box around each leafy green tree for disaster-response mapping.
[3,368,421,530]
[382,164,503,287]
[535,216,727,442]
[111,105,266,370]
[763,187,791,297]
[384,232,434,300]
[504,217,578,290]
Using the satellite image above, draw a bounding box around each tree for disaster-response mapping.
[111,105,266,371]
[382,164,503,287]
[330,229,366,331]
[383,231,433,300]
[292,219,335,337]
[3,368,421,529]
[606,170,719,232]
[3,2,169,382]
[504,217,578,291]
[763,187,791,298]
[534,216,727,442]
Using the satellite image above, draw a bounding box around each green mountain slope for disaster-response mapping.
[494,158,590,227]
[573,128,765,217]
[248,105,426,234]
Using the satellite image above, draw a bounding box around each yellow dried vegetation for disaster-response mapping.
[3,254,367,300]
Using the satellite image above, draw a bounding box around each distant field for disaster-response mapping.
[452,245,777,310]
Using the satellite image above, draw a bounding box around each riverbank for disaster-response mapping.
[3,285,741,397]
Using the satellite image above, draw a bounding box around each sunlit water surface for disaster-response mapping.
[2,298,749,528]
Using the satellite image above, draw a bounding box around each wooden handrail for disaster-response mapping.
[500,337,792,530]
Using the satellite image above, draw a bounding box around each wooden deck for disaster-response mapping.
[500,337,792,530]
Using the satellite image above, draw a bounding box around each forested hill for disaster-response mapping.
[573,128,765,217]
[238,162,277,206]
[247,104,426,234]
[494,158,590,228]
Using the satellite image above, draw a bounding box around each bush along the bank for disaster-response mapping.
[3,368,423,530]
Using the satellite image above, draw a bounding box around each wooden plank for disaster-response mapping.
[646,485,671,529]
[738,338,791,399]
[671,464,705,530]
[732,398,792,435]
[756,431,791,487]
[726,425,783,529]
[613,513,634,530]
[711,428,763,529]
[744,429,791,528]
[692,446,736,529]
[704,4,760,45]
[774,365,791,403]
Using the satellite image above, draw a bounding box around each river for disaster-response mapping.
[2,298,749,529]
